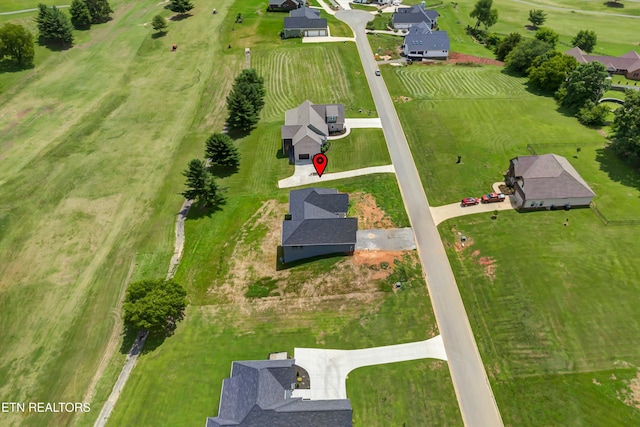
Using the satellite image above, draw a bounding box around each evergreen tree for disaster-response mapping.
[69,0,92,29]
[205,133,240,168]
[85,0,113,24]
[226,88,259,131]
[151,15,167,33]
[527,9,546,29]
[169,0,194,14]
[36,4,74,47]
[181,159,224,207]
[0,23,35,67]
[234,69,266,115]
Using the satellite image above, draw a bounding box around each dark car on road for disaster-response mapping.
[375,70,381,76]
[461,197,480,207]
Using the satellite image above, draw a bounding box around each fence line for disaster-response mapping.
[590,201,640,226]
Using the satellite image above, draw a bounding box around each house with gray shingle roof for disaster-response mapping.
[206,359,352,427]
[268,0,302,12]
[283,7,328,38]
[392,2,439,30]
[565,47,640,81]
[402,21,449,59]
[506,154,595,210]
[282,188,357,263]
[281,100,344,163]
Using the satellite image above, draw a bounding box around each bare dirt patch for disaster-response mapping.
[394,96,412,103]
[618,370,640,409]
[209,200,410,314]
[447,52,504,66]
[350,192,394,229]
[478,256,497,280]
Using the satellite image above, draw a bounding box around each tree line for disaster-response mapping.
[180,69,265,209]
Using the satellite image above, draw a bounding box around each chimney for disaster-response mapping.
[421,0,426,8]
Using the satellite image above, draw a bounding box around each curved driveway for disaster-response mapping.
[336,9,503,427]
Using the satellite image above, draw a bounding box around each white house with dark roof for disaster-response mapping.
[392,1,439,30]
[283,7,328,38]
[281,100,345,163]
[282,188,357,263]
[565,47,640,81]
[402,21,449,59]
[206,359,352,427]
[506,154,596,210]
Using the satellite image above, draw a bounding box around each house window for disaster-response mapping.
[299,154,310,160]
[326,115,337,123]
[530,202,536,207]
[539,201,544,207]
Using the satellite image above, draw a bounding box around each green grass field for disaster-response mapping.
[384,58,640,423]
[326,129,391,172]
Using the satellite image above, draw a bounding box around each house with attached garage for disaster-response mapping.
[281,188,357,263]
[402,21,449,59]
[565,47,640,81]
[282,7,328,38]
[392,1,439,30]
[505,154,595,210]
[206,359,352,427]
[267,0,303,12]
[281,100,344,163]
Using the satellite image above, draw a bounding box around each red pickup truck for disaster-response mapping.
[481,193,506,203]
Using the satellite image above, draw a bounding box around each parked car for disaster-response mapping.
[481,192,506,203]
[461,197,480,207]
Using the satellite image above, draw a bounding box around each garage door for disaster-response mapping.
[306,30,321,37]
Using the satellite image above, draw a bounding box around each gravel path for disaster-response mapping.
[93,199,193,427]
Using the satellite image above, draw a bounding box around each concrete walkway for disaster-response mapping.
[355,227,416,251]
[292,335,447,400]
[302,36,355,43]
[278,164,395,188]
[430,182,517,225]
[0,5,68,14]
[327,117,383,140]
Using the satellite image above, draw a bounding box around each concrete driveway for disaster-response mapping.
[344,117,382,128]
[292,335,447,400]
[355,227,416,251]
[278,164,395,188]
[336,9,503,426]
[431,197,518,226]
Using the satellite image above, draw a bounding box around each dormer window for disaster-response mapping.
[326,115,337,123]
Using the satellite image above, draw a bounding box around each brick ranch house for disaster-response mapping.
[565,47,640,81]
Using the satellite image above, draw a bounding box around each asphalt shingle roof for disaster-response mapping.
[512,154,595,199]
[206,359,352,427]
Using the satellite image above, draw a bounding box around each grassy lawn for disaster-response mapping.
[383,64,605,205]
[107,267,460,426]
[369,33,402,59]
[326,129,391,173]
[253,43,377,122]
[0,0,244,425]
[439,209,640,425]
[383,49,640,423]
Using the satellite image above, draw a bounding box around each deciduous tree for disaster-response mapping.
[612,90,640,161]
[527,53,578,92]
[558,61,610,113]
[576,100,609,126]
[534,27,559,47]
[69,0,92,29]
[205,133,240,168]
[527,9,546,29]
[572,29,597,53]
[123,279,187,335]
[470,0,498,30]
[494,32,521,61]
[151,15,167,33]
[505,38,552,74]
[0,23,35,67]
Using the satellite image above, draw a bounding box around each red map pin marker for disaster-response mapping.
[312,153,328,177]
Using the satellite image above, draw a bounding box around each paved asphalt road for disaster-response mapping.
[336,10,504,427]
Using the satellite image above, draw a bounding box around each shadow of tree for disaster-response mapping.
[595,146,640,194]
[0,59,33,73]
[603,1,624,8]
[151,31,168,39]
[208,164,239,178]
[169,13,193,21]
[37,37,73,51]
[185,198,227,220]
